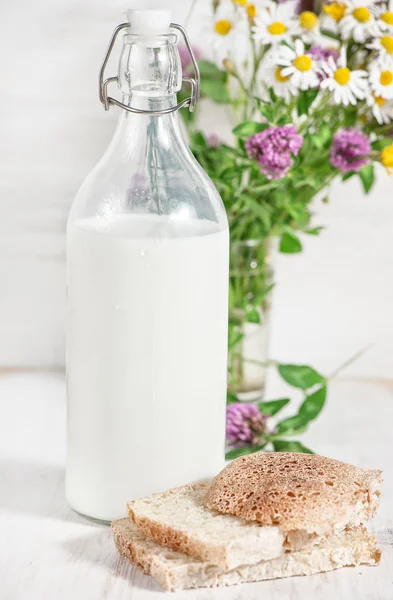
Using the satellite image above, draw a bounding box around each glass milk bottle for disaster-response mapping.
[66,9,229,522]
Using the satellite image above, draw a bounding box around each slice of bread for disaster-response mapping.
[205,453,382,536]
[113,518,381,592]
[128,482,291,570]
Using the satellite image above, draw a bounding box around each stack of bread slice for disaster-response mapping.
[112,452,382,591]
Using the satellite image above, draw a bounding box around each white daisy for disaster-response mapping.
[292,10,322,44]
[369,60,393,99]
[339,0,380,43]
[263,61,298,102]
[367,34,393,66]
[277,40,320,91]
[321,2,347,33]
[377,7,393,34]
[320,48,369,105]
[367,93,393,123]
[251,3,296,46]
[207,3,246,59]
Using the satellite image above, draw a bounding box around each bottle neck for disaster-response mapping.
[121,93,178,113]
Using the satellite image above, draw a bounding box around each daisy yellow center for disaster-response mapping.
[334,67,351,85]
[380,70,393,86]
[381,144,393,168]
[352,7,371,23]
[374,95,386,106]
[381,11,393,25]
[293,55,313,72]
[268,21,287,35]
[232,0,247,4]
[323,3,346,22]
[247,3,257,18]
[275,67,290,82]
[299,11,318,30]
[215,20,232,35]
[381,36,393,54]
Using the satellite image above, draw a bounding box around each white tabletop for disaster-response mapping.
[1,371,392,600]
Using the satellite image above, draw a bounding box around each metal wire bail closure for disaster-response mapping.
[98,22,200,116]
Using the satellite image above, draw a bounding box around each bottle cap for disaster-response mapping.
[126,8,172,35]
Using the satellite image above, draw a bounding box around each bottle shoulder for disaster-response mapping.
[69,115,227,231]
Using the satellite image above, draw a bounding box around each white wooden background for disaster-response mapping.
[1,0,393,378]
[1,372,392,600]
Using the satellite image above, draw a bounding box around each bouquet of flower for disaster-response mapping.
[181,0,393,456]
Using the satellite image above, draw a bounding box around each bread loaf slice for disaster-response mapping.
[205,453,382,536]
[128,482,291,570]
[113,518,381,592]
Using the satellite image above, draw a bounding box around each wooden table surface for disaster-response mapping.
[1,372,392,600]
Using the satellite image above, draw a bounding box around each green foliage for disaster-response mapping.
[273,440,314,453]
[371,138,393,151]
[277,364,325,389]
[276,386,327,434]
[225,445,266,460]
[233,121,269,137]
[279,231,302,253]
[258,398,290,416]
[359,163,375,193]
[297,89,319,117]
[197,60,230,104]
[180,22,386,456]
[225,364,328,456]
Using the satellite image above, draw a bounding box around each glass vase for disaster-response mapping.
[228,240,273,397]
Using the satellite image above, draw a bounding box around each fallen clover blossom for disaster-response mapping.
[330,128,371,173]
[226,402,268,448]
[245,125,304,180]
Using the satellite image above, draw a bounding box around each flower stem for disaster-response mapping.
[328,344,374,380]
[184,0,199,28]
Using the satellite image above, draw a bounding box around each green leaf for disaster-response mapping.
[273,440,314,453]
[259,103,275,122]
[298,385,327,421]
[190,131,207,149]
[371,138,393,151]
[277,115,292,125]
[200,79,230,104]
[276,385,326,434]
[276,415,308,434]
[311,124,332,149]
[259,398,290,416]
[253,283,275,306]
[278,364,325,389]
[227,392,240,405]
[197,59,226,81]
[220,166,241,181]
[279,231,302,253]
[268,87,277,103]
[246,308,261,324]
[225,445,265,460]
[359,163,375,194]
[247,198,271,230]
[343,108,357,127]
[232,121,269,137]
[228,328,243,349]
[342,171,356,181]
[305,226,323,235]
[297,89,319,117]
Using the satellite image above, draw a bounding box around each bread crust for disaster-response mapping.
[112,518,381,592]
[128,482,287,569]
[204,452,382,535]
